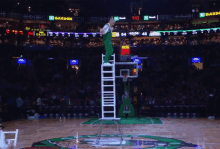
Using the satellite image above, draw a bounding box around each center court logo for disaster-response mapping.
[32,134,199,149]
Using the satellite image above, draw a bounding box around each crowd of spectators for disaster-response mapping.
[1,19,220,33]
[83,23,218,32]
[54,24,77,32]
[0,43,220,121]
[164,37,187,46]
[3,34,220,47]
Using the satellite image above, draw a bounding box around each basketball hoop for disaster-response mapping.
[122,75,128,82]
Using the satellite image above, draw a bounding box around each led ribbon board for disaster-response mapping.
[114,16,126,21]
[35,31,47,36]
[144,15,158,20]
[49,15,72,21]
[132,16,140,21]
[112,32,120,37]
[158,27,220,35]
[44,27,220,37]
[199,11,220,18]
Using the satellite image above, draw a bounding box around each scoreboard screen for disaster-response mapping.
[70,60,78,65]
[121,45,130,55]
[17,59,26,64]
[192,57,201,63]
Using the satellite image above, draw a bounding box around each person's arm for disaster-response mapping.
[100,24,109,35]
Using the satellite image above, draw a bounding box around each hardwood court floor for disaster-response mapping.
[2,118,220,149]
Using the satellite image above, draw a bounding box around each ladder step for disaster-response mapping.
[103,97,114,98]
[102,71,114,73]
[103,105,115,106]
[103,55,115,57]
[102,79,114,81]
[104,111,114,113]
[102,64,114,67]
[103,85,114,87]
[103,77,114,79]
[104,100,114,102]
[103,91,114,93]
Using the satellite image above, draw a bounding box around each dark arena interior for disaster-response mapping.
[0,0,220,148]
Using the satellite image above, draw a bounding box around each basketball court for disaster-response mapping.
[2,117,220,149]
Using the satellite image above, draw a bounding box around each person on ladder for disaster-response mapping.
[100,17,115,65]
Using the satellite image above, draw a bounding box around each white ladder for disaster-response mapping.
[100,54,120,120]
[97,54,123,145]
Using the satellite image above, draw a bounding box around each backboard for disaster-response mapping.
[115,62,138,78]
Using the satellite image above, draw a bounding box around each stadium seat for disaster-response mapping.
[197,105,202,118]
[179,105,184,118]
[79,106,84,118]
[158,106,163,117]
[67,106,72,119]
[44,107,50,118]
[154,106,159,117]
[55,106,60,119]
[164,106,168,118]
[73,106,78,118]
[95,106,101,118]
[191,105,197,118]
[39,107,44,116]
[173,106,177,118]
[201,106,207,117]
[90,106,95,116]
[186,105,190,118]
[167,106,171,117]
[49,106,54,118]
[84,106,90,117]
[160,106,165,117]
[167,106,172,117]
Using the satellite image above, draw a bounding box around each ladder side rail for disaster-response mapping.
[113,65,116,119]
[113,54,116,119]
[101,64,104,119]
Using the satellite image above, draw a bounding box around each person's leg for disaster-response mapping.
[104,39,114,63]
[108,41,114,61]
[104,42,110,63]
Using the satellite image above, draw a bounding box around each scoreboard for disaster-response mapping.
[121,45,130,55]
